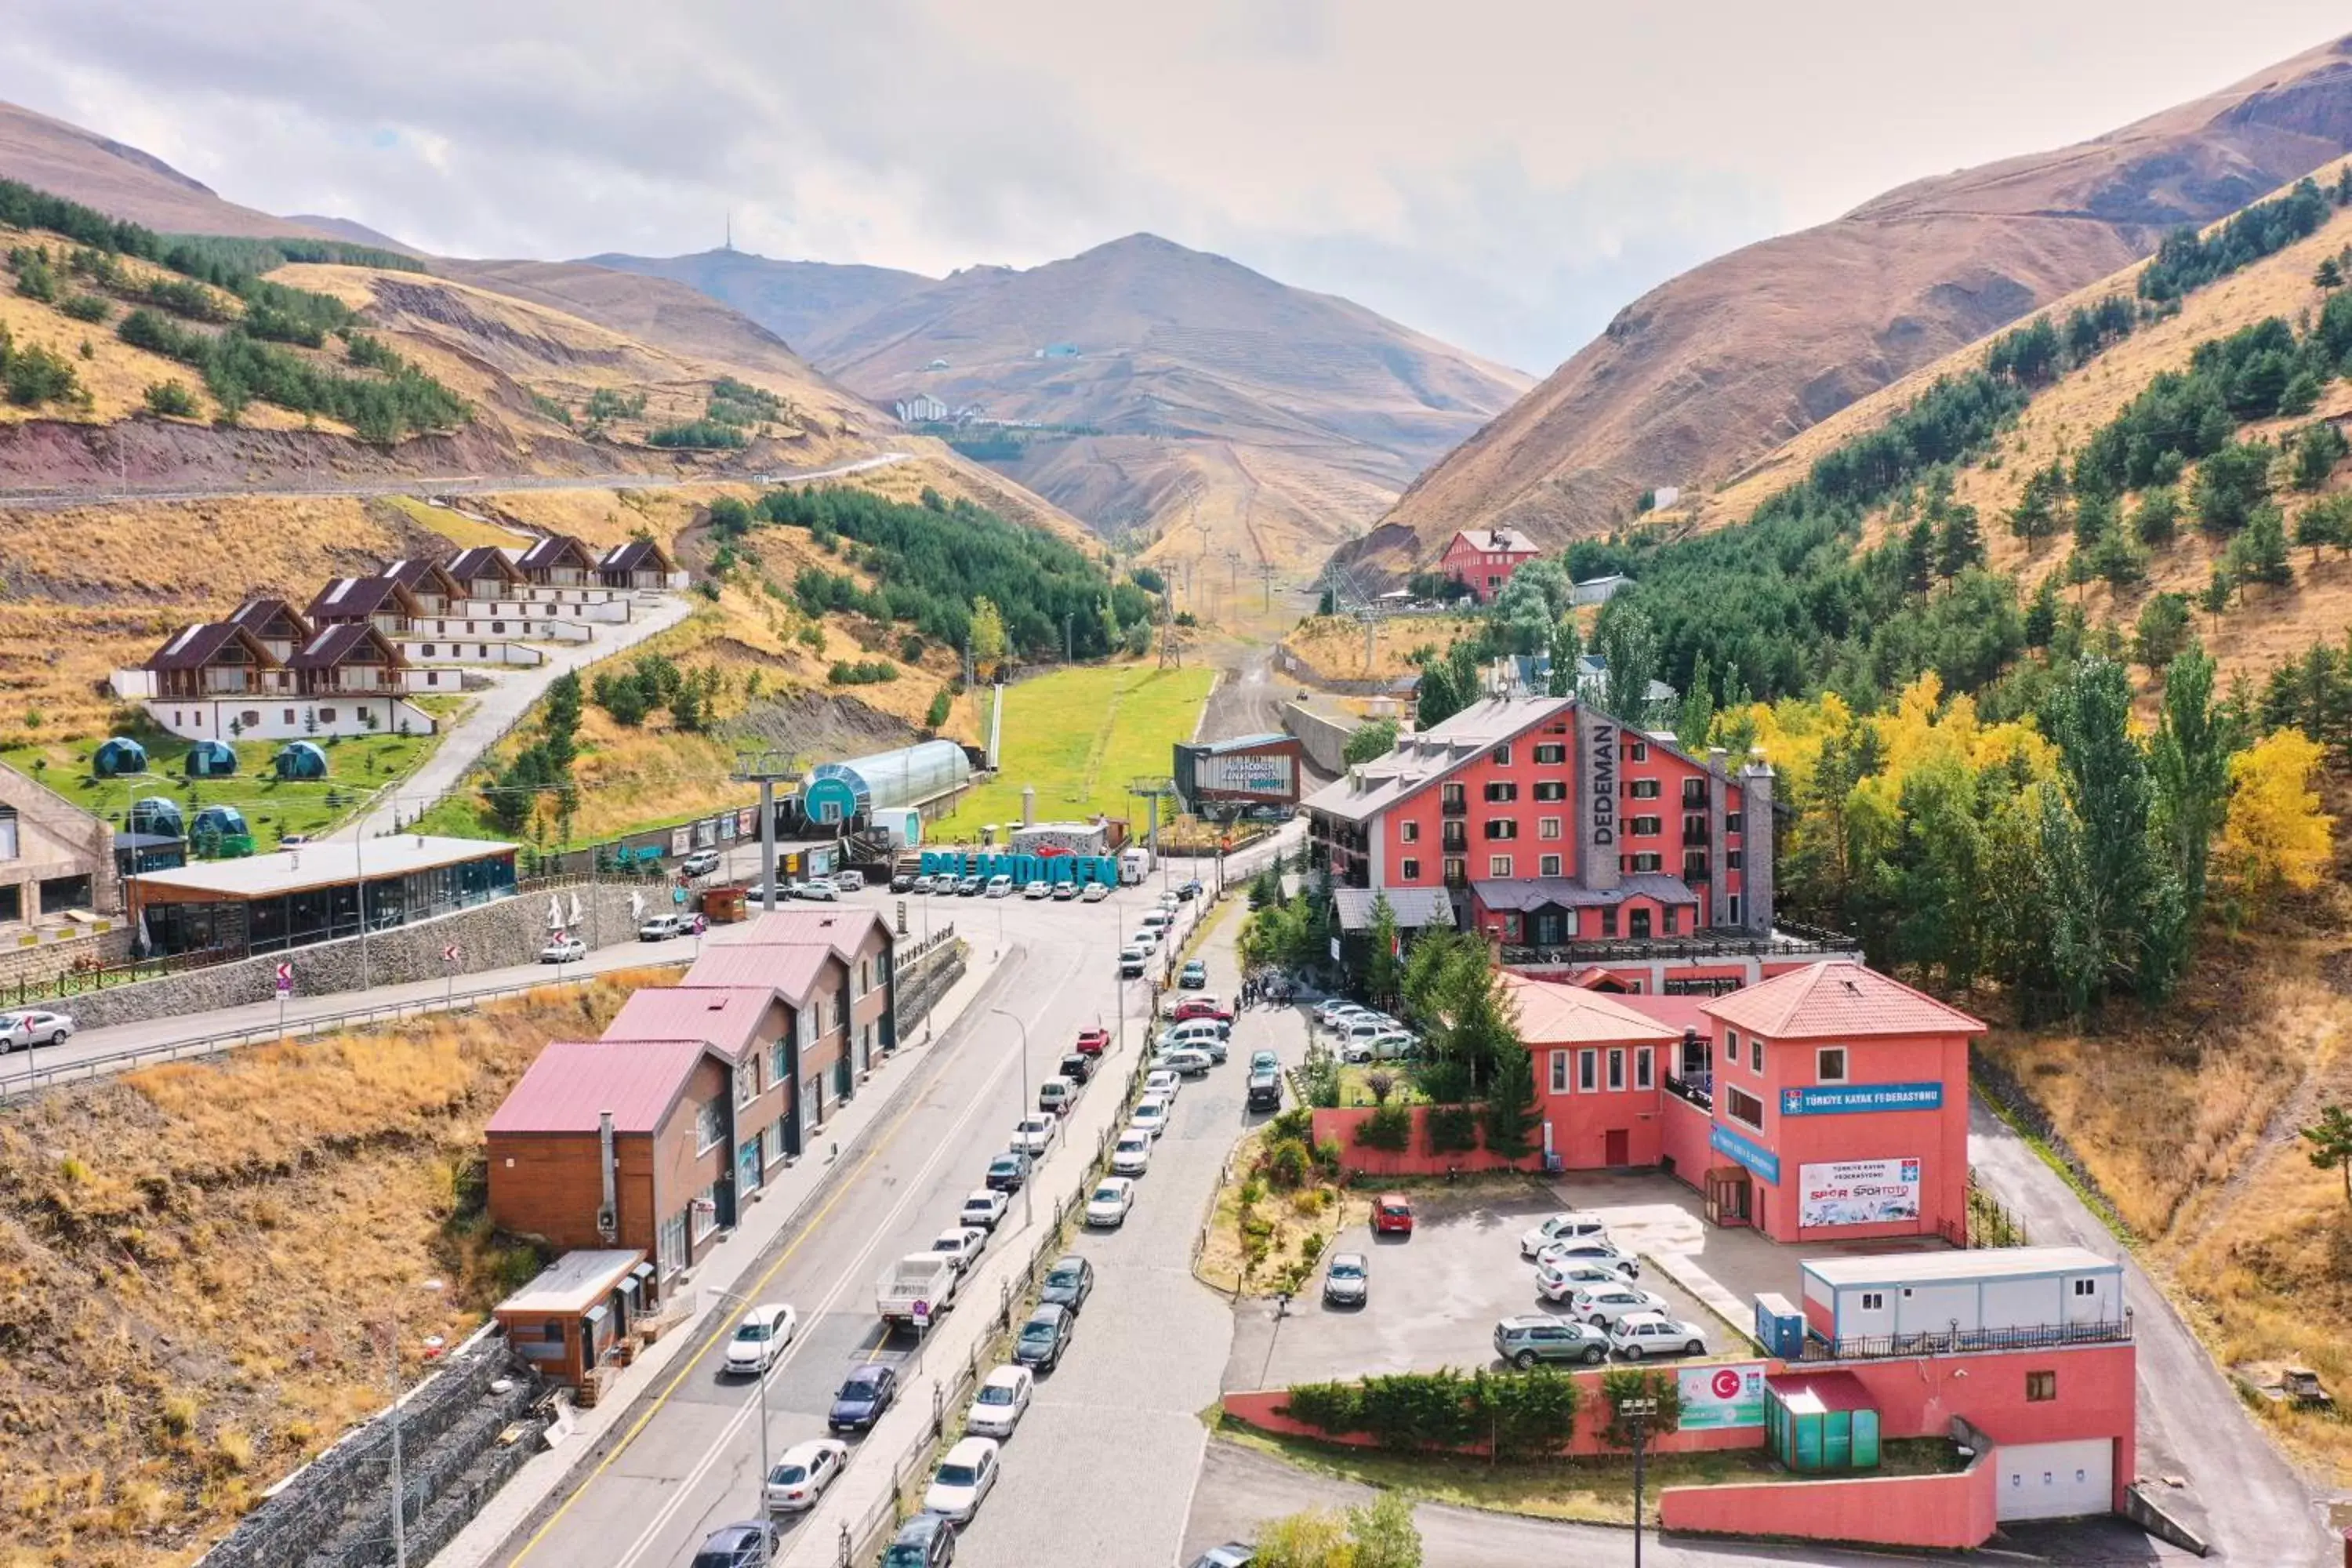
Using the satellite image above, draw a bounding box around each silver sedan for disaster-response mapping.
[0,1010,76,1051]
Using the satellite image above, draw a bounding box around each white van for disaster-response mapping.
[1139,909,1174,933]
[833,869,866,891]
[1119,946,1148,978]
[1156,1019,1225,1052]
[985,874,1015,898]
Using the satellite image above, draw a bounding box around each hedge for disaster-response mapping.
[1353,1102,1413,1152]
[1422,1103,1480,1155]
[1278,1367,1582,1459]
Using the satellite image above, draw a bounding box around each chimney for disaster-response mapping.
[597,1110,619,1243]
[1022,785,1036,828]
[1708,746,1727,777]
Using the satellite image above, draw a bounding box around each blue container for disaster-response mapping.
[1754,1291,1804,1359]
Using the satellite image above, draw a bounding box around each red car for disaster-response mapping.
[1371,1193,1414,1236]
[1073,1029,1112,1057]
[1171,997,1234,1024]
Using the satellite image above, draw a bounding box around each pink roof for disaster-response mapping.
[1500,971,1681,1047]
[684,942,833,1001]
[486,1038,726,1135]
[1700,961,1986,1041]
[604,986,777,1052]
[1609,991,1714,1036]
[734,907,887,965]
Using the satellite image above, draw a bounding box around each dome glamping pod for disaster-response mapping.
[128,797,184,840]
[183,739,239,778]
[798,741,971,827]
[189,804,256,858]
[93,736,149,777]
[274,740,329,780]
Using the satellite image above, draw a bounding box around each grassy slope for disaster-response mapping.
[932,662,1216,835]
[1278,612,1484,684]
[0,970,673,1568]
[2,731,437,844]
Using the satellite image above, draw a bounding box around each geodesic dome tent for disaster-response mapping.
[93,736,148,777]
[273,741,328,780]
[128,797,183,839]
[189,804,256,858]
[184,740,238,778]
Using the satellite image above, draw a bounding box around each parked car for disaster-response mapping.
[1179,959,1208,989]
[1057,1051,1094,1085]
[1185,1547,1254,1568]
[1371,1193,1414,1236]
[1246,1070,1283,1112]
[891,873,918,893]
[827,1362,899,1431]
[910,874,938,895]
[964,1364,1035,1439]
[1323,1251,1370,1307]
[1155,1047,1214,1077]
[1156,1020,1227,1051]
[1314,1000,1374,1029]
[1111,1130,1153,1174]
[681,848,722,877]
[639,913,688,941]
[1493,1314,1611,1368]
[1519,1211,1613,1259]
[1085,1176,1136,1228]
[931,1226,988,1274]
[1536,1236,1639,1276]
[1073,1027,1112,1057]
[881,1515,957,1568]
[985,874,1015,898]
[691,1522,779,1568]
[1022,879,1051,899]
[723,1303,798,1375]
[1176,879,1204,901]
[1248,1048,1281,1074]
[960,1189,1011,1231]
[1145,1068,1184,1100]
[539,936,586,964]
[1051,880,1080,901]
[1036,1076,1075,1116]
[957,875,985,896]
[1131,1097,1172,1138]
[922,1436,1002,1521]
[983,1153,1030,1193]
[1012,1305,1076,1371]
[803,877,846,901]
[1341,1029,1417,1064]
[1011,1115,1058,1156]
[1119,946,1148,978]
[1537,1259,1636,1301]
[764,1438,848,1512]
[1081,880,1111,902]
[0,1010,77,1050]
[1040,1254,1095,1313]
[833,869,866,891]
[1130,928,1160,955]
[1174,996,1235,1023]
[1610,1312,1708,1359]
[1570,1284,1671,1327]
[1141,909,1174,933]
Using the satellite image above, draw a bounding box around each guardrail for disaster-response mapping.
[1798,1310,2132,1363]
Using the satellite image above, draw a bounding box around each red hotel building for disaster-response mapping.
[1439,528,1541,603]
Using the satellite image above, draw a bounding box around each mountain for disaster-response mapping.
[285,212,420,253]
[1347,32,2352,582]
[584,248,935,354]
[0,100,346,240]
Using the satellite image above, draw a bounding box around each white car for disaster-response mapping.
[1154,1047,1214,1077]
[1022,880,1051,899]
[793,878,840,902]
[1130,1098,1172,1138]
[1111,1130,1153,1175]
[1141,908,1174,931]
[1520,1212,1613,1260]
[638,913,687,941]
[723,1302,798,1375]
[1051,880,1080,901]
[1080,881,1111,902]
[1315,1000,1374,1029]
[1537,1236,1639,1276]
[1085,1176,1136,1227]
[923,1435,1001,1521]
[1570,1283,1671,1327]
[1011,1115,1059,1156]
[964,1364,1034,1438]
[1119,946,1149,978]
[764,1438,848,1512]
[1145,1068,1183,1101]
[960,1188,1011,1232]
[832,869,866,891]
[539,936,586,964]
[1340,1030,1416,1064]
[931,1225,989,1274]
[1610,1311,1708,1359]
[0,1010,77,1051]
[1131,929,1160,955]
[985,874,1015,898]
[1536,1258,1635,1301]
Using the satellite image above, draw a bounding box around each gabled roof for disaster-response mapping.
[1301,696,1573,823]
[1498,971,1682,1047]
[603,985,778,1053]
[144,621,276,672]
[1332,887,1454,932]
[1607,991,1714,1036]
[598,539,675,573]
[228,597,312,641]
[734,906,891,967]
[305,576,420,622]
[683,942,834,1003]
[486,1037,731,1136]
[1447,527,1538,555]
[445,546,527,584]
[382,557,466,600]
[289,622,402,670]
[1700,960,1987,1040]
[1472,873,1697,911]
[517,534,597,572]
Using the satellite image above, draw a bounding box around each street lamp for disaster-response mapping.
[383,1278,446,1568]
[987,1007,1035,1232]
[1619,1393,1659,1568]
[712,1287,778,1562]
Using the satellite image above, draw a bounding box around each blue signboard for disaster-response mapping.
[1709,1123,1780,1185]
[1779,1081,1945,1116]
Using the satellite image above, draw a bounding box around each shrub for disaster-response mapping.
[827,659,898,685]
[1260,1136,1312,1189]
[1312,1138,1344,1181]
[1599,1367,1683,1446]
[143,379,198,417]
[61,292,111,322]
[1476,1366,1582,1459]
[1359,1368,1479,1450]
[925,688,952,728]
[1354,1102,1413,1152]
[1283,1380,1363,1433]
[1422,1103,1480,1155]
[1266,1105,1315,1144]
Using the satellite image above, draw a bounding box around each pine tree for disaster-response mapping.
[1363,894,1403,1010]
[2150,643,2230,924]
[2024,576,2060,649]
[1900,517,1935,593]
[1935,502,1984,579]
[2200,564,2233,627]
[1677,652,1717,751]
[2244,503,2294,589]
[1482,1041,1541,1159]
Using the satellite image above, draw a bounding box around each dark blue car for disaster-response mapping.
[828,1362,898,1432]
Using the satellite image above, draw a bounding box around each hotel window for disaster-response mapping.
[1551,1051,1569,1094]
[1600,906,1618,937]
[1606,1049,1625,1091]
[1492,744,1512,765]
[1661,906,1679,936]
[1817,1047,1848,1083]
[1534,780,1566,801]
[1484,781,1518,802]
[1628,816,1661,837]
[1628,778,1661,800]
[1400,820,1420,843]
[1726,850,1744,869]
[1683,813,1707,841]
[1444,858,1466,884]
[1488,855,1513,878]
[690,1181,720,1240]
[1726,811,1744,834]
[695,1099,725,1152]
[1628,853,1662,873]
[1577,1049,1599,1091]
[1635,1047,1654,1090]
[1540,855,1562,877]
[2025,1371,2057,1403]
[1725,1085,1765,1130]
[1534,742,1565,764]
[1623,741,1649,764]
[1538,816,1563,840]
[1728,895,1743,924]
[1752,1036,1767,1073]
[1399,858,1421,882]
[1682,777,1708,807]
[1485,818,1518,840]
[1725,1029,1740,1064]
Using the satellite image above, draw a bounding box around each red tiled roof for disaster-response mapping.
[1499,971,1681,1047]
[604,985,776,1053]
[1608,991,1714,1036]
[1700,961,1986,1040]
[734,907,888,967]
[486,1037,727,1135]
[684,942,833,1001]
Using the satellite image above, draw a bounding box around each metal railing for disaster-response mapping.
[5,942,240,1006]
[1499,929,1860,967]
[1661,1073,1712,1112]
[1799,1310,2131,1363]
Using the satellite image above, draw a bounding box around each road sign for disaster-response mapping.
[274,962,292,999]
[912,1300,931,1323]
[443,944,459,964]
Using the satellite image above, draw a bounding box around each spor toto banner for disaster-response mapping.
[1798,1157,1922,1229]
[1677,1363,1766,1430]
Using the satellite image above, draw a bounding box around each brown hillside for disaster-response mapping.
[0,100,341,241]
[1349,33,2352,580]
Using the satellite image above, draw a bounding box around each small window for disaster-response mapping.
[1628,778,1661,800]
[1606,1049,1624,1091]
[2025,1370,2057,1403]
[1534,780,1566,801]
[1724,1085,1765,1129]
[1484,818,1518,840]
[1817,1047,1848,1083]
[1752,1036,1767,1074]
[1550,1051,1569,1094]
[421,643,437,656]
[1726,850,1744,869]
[1488,855,1512,878]
[1635,1047,1653,1090]
[1540,854,1562,877]
[2071,1278,2098,1297]
[1625,742,1649,764]
[1577,1049,1598,1092]
[1534,743,1565,765]
[1538,815,1563,840]
[1629,816,1661,837]
[1600,906,1617,937]
[1492,744,1512,766]
[1728,894,1743,925]
[1859,1290,1885,1311]
[241,710,260,728]
[1726,811,1744,834]
[283,708,296,724]
[1483,781,1517,803]
[1725,1030,1740,1064]
[1399,820,1419,843]
[318,707,337,723]
[1399,858,1420,881]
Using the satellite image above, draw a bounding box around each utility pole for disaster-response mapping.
[730,749,805,911]
[989,1009,1034,1232]
[1620,1394,1658,1568]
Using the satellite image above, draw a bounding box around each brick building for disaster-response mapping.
[1438,527,1540,603]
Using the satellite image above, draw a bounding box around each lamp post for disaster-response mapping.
[711,1287,777,1561]
[383,1278,445,1568]
[988,1007,1034,1232]
[1619,1393,1658,1568]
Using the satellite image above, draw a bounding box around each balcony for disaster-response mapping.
[1440,830,1468,854]
[1798,1311,2132,1364]
[1498,927,1863,968]
[1440,797,1468,818]
[1663,1073,1712,1112]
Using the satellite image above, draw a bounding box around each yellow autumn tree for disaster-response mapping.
[2219,728,2334,896]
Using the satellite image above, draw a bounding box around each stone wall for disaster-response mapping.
[0,924,136,989]
[1280,701,1359,776]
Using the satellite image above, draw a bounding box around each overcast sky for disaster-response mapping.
[5,2,2347,372]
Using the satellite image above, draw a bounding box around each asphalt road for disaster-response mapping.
[1196,640,1331,786]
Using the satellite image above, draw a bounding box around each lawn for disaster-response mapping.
[934,662,1214,837]
[3,730,437,845]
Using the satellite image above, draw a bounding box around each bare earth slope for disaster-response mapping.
[1349,32,2352,580]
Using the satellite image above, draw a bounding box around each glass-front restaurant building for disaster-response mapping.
[128,835,519,956]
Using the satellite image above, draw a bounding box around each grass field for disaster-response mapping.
[2,731,437,844]
[933,662,1214,836]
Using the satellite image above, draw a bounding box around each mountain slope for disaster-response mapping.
[1349,32,2352,580]
[584,248,936,354]
[0,100,340,241]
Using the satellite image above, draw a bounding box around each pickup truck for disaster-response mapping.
[1073,1028,1112,1057]
[875,1251,960,1330]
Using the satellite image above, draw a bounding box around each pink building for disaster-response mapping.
[1439,527,1540,603]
